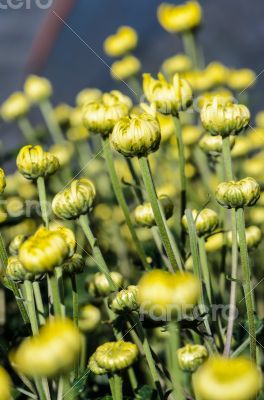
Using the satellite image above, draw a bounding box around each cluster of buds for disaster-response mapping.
[89,341,138,374]
[177,344,208,372]
[215,177,260,209]
[108,285,139,314]
[182,208,219,237]
[88,272,124,297]
[134,195,174,227]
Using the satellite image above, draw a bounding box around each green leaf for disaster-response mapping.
[136,385,156,400]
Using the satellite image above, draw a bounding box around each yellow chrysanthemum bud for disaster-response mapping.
[134,195,173,227]
[192,356,262,400]
[0,366,12,400]
[205,232,224,253]
[49,224,76,257]
[92,341,138,372]
[66,126,89,142]
[199,134,235,155]
[182,208,219,237]
[90,272,124,297]
[49,141,74,167]
[215,177,260,209]
[11,318,81,377]
[0,168,6,194]
[111,113,161,157]
[16,145,60,180]
[162,53,192,77]
[1,92,30,121]
[53,103,72,127]
[24,75,52,103]
[104,26,138,57]
[9,234,26,256]
[227,225,262,250]
[177,344,208,372]
[157,113,175,142]
[137,269,200,319]
[108,285,139,314]
[183,70,213,92]
[62,254,85,276]
[197,89,234,110]
[111,55,141,81]
[88,353,107,375]
[83,90,132,136]
[18,227,70,273]
[6,256,37,282]
[79,304,101,332]
[205,62,229,87]
[76,88,102,108]
[182,125,202,146]
[157,1,202,33]
[143,73,193,116]
[228,69,256,92]
[201,99,250,137]
[52,178,96,220]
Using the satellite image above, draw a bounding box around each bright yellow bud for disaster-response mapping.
[49,141,74,167]
[24,75,52,103]
[157,1,202,33]
[104,26,138,57]
[76,88,102,108]
[162,53,192,77]
[111,55,141,81]
[1,92,30,121]
[228,69,256,92]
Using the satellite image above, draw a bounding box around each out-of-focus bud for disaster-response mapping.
[157,1,202,33]
[49,141,74,167]
[52,178,96,220]
[54,103,72,128]
[182,208,219,236]
[199,134,235,156]
[192,356,262,400]
[205,62,229,87]
[76,88,102,108]
[104,26,138,57]
[62,254,85,276]
[183,70,213,92]
[11,318,81,377]
[134,195,173,227]
[143,73,193,115]
[157,113,175,143]
[227,225,262,250]
[205,232,224,253]
[89,272,124,297]
[111,113,161,157]
[0,168,6,194]
[243,155,264,180]
[18,227,70,273]
[162,53,192,77]
[16,145,60,180]
[0,366,12,400]
[201,99,250,137]
[6,256,37,282]
[83,91,131,136]
[79,304,101,332]
[24,75,52,103]
[215,178,260,209]
[231,136,251,159]
[9,234,26,256]
[255,111,264,128]
[228,69,256,92]
[177,344,208,372]
[137,269,200,319]
[111,55,141,81]
[91,341,138,373]
[108,285,139,313]
[182,125,202,146]
[3,219,37,242]
[1,92,30,121]
[67,126,89,142]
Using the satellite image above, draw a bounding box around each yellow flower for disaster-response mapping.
[24,75,52,103]
[0,366,12,400]
[50,224,76,257]
[205,232,224,253]
[0,168,6,194]
[49,141,74,167]
[143,73,193,115]
[91,341,138,372]
[231,136,251,158]
[111,113,161,157]
[182,208,219,236]
[104,26,138,57]
[52,178,96,220]
[76,88,102,108]
[201,99,250,137]
[134,195,174,227]
[111,55,141,81]
[16,145,60,180]
[177,344,208,372]
[83,90,132,135]
[11,318,81,377]
[205,62,229,87]
[215,177,260,209]
[157,1,202,33]
[1,92,30,121]
[18,227,71,273]
[192,356,262,400]
[161,53,192,77]
[228,69,256,91]
[79,304,101,332]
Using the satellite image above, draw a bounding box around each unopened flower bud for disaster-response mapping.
[108,285,139,313]
[215,178,260,209]
[177,344,208,372]
[111,113,161,157]
[0,168,6,194]
[9,234,26,256]
[92,341,138,372]
[143,73,193,116]
[88,353,107,375]
[62,254,85,276]
[227,225,262,250]
[50,225,76,257]
[199,134,235,155]
[206,62,229,87]
[104,26,138,57]
[16,145,60,180]
[52,178,96,220]
[228,69,256,92]
[205,233,224,253]
[111,55,141,81]
[91,272,124,297]
[134,195,173,227]
[157,1,202,33]
[79,304,101,332]
[49,142,74,167]
[1,92,30,121]
[182,208,219,236]
[24,75,52,103]
[76,88,102,108]
[0,366,12,400]
[162,53,192,77]
[6,256,37,282]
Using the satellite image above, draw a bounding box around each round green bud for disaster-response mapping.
[108,285,139,314]
[134,195,174,227]
[227,225,262,250]
[91,272,124,297]
[215,178,260,209]
[9,235,27,256]
[199,133,235,156]
[79,304,101,332]
[62,254,85,276]
[182,208,219,236]
[93,341,138,373]
[6,256,38,282]
[177,344,208,372]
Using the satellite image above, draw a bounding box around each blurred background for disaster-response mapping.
[0,0,263,150]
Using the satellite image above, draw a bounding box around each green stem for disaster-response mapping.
[182,30,200,68]
[139,156,183,272]
[48,273,62,317]
[127,367,138,391]
[222,136,233,181]
[55,266,65,317]
[37,176,49,228]
[71,275,79,327]
[32,281,45,326]
[168,322,184,400]
[236,207,256,361]
[126,157,144,203]
[62,374,75,400]
[231,324,263,358]
[109,376,116,399]
[39,99,64,143]
[114,373,123,400]
[76,140,92,171]
[24,280,39,334]
[198,236,212,304]
[18,117,36,143]
[79,214,116,291]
